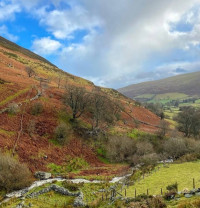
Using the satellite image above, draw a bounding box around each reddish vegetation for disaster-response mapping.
[0,44,161,176]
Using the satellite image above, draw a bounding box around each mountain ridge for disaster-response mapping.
[118,71,200,98]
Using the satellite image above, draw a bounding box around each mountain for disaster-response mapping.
[118,71,200,103]
[0,36,160,174]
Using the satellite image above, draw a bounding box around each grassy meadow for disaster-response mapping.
[125,161,200,197]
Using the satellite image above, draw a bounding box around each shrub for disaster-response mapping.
[0,152,32,192]
[166,182,178,191]
[140,153,159,166]
[164,190,176,200]
[54,123,70,144]
[65,156,89,172]
[136,141,154,156]
[106,136,136,163]
[146,196,166,208]
[31,102,43,115]
[7,102,20,114]
[62,181,83,192]
[163,138,187,159]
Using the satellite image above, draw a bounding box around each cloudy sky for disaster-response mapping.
[1,0,200,88]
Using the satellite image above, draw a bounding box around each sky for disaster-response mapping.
[1,0,200,88]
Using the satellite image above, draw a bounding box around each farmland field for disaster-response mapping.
[126,161,200,197]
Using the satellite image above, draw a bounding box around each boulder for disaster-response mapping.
[34,172,51,180]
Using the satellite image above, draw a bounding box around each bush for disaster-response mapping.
[0,152,32,192]
[7,102,20,114]
[136,141,154,156]
[106,136,136,163]
[31,102,43,115]
[163,138,187,159]
[65,156,89,172]
[54,123,70,144]
[62,181,83,192]
[164,190,176,200]
[166,182,178,191]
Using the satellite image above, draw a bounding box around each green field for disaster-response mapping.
[126,162,200,197]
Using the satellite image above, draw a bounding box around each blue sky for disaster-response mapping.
[1,0,200,88]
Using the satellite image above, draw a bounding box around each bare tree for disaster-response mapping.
[63,85,90,120]
[88,89,118,130]
[157,120,169,138]
[25,66,35,78]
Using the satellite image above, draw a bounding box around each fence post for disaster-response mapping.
[135,188,137,198]
[147,189,149,196]
[161,188,163,195]
[193,178,195,189]
[125,189,126,197]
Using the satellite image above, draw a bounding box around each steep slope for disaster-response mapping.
[0,36,160,174]
[118,71,200,99]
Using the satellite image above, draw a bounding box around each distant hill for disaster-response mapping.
[118,71,200,100]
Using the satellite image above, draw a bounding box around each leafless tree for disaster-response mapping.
[157,120,169,138]
[63,85,90,120]
[25,66,35,78]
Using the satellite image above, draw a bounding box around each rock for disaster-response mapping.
[34,172,51,180]
[195,192,200,196]
[185,194,193,198]
[74,192,85,207]
[189,189,197,195]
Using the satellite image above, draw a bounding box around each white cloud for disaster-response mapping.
[35,3,101,39]
[0,25,18,41]
[0,0,21,21]
[2,0,200,88]
[53,0,200,88]
[32,37,62,55]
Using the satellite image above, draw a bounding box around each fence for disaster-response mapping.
[97,177,200,202]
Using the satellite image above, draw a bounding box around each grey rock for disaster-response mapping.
[74,192,85,207]
[185,194,193,198]
[34,172,51,180]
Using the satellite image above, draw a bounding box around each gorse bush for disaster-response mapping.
[0,152,32,192]
[30,102,43,115]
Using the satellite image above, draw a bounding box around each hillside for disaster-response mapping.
[0,36,160,175]
[118,71,200,99]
